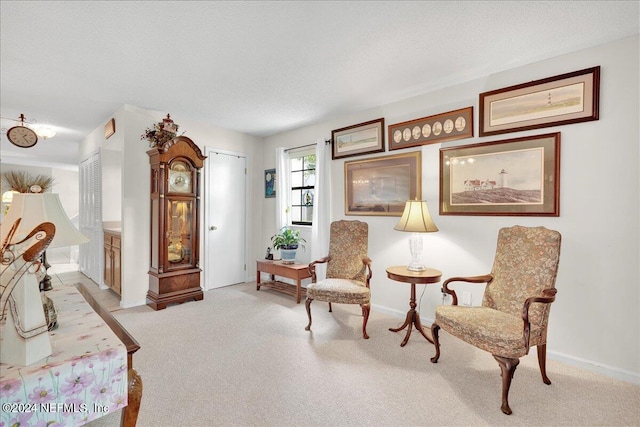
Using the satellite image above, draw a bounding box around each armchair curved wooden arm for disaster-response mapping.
[430,226,561,415]
[441,274,494,305]
[522,288,557,381]
[308,256,331,281]
[362,256,373,284]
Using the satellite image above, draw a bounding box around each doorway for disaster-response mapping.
[203,148,247,290]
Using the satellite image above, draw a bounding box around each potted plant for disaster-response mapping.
[271,227,306,264]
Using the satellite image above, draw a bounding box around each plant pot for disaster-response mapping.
[280,249,297,264]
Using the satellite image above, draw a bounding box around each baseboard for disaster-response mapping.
[120,299,147,309]
[371,303,409,320]
[371,303,640,386]
[548,350,640,386]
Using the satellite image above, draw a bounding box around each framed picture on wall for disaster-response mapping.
[479,66,600,136]
[344,151,421,216]
[440,133,560,216]
[331,118,385,160]
[265,168,276,198]
[388,106,473,150]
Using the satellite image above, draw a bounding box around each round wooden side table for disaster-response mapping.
[386,266,442,347]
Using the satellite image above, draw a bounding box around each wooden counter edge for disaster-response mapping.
[75,283,142,427]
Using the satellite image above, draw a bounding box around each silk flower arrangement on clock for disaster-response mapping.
[141,114,184,147]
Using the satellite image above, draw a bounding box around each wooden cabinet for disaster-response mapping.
[104,230,121,295]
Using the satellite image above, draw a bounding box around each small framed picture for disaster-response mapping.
[265,168,276,198]
[104,118,116,139]
[331,118,385,160]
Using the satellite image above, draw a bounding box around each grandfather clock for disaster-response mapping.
[147,135,206,310]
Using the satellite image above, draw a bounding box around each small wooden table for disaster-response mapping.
[386,266,442,347]
[256,259,311,303]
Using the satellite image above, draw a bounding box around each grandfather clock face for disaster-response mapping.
[168,160,192,193]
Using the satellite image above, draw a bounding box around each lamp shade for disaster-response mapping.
[394,200,439,233]
[1,193,89,248]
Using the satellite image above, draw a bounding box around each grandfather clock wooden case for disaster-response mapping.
[147,136,206,310]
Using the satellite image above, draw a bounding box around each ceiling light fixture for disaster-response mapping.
[34,126,56,140]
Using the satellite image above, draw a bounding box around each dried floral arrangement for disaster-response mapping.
[141,114,183,147]
[2,170,54,193]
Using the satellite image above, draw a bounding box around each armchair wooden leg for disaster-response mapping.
[493,355,520,415]
[537,344,551,385]
[361,303,370,339]
[305,298,313,331]
[328,302,332,312]
[430,323,441,363]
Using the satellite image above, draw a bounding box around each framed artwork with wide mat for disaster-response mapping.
[440,133,560,216]
[479,66,600,136]
[345,151,421,216]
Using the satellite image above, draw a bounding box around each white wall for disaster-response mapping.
[262,36,640,382]
[0,164,78,219]
[80,105,264,307]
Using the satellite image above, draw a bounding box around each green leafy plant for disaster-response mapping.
[271,227,306,251]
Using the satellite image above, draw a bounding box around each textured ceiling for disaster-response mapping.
[1,1,638,168]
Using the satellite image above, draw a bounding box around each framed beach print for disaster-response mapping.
[479,66,600,136]
[332,118,385,160]
[345,151,421,216]
[264,168,276,198]
[440,133,560,216]
[389,107,473,150]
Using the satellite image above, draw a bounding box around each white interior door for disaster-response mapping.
[204,149,246,290]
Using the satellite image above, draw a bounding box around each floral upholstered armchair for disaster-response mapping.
[430,225,561,415]
[305,220,372,339]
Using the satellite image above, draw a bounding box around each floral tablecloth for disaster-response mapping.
[1,284,128,426]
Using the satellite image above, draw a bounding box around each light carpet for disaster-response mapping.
[87,282,639,427]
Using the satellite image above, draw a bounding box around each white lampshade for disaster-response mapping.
[394,200,439,233]
[1,193,89,249]
[2,190,18,204]
[394,200,438,272]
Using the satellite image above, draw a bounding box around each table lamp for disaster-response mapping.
[394,200,438,271]
[1,192,89,328]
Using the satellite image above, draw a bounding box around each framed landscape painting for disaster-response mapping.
[479,66,599,136]
[440,133,560,216]
[332,118,385,160]
[345,151,421,216]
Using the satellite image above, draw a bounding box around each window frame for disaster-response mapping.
[289,150,316,226]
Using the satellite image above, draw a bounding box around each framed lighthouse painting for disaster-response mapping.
[479,66,599,136]
[439,133,560,216]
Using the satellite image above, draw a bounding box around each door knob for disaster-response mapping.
[210,226,217,231]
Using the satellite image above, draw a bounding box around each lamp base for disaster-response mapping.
[407,262,426,272]
[0,273,52,365]
[407,233,425,271]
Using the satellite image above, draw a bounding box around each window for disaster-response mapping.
[290,152,315,225]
